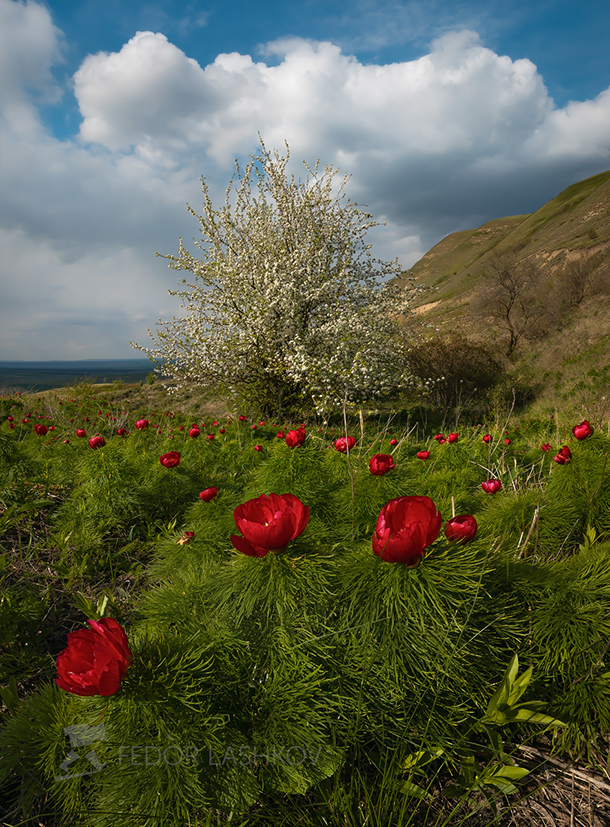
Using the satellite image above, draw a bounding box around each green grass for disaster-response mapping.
[1,382,609,826]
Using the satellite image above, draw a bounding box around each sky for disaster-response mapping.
[1,0,610,360]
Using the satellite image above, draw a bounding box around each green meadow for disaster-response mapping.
[1,382,609,826]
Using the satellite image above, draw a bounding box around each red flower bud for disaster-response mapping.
[117,428,128,436]
[369,454,395,475]
[482,434,491,443]
[445,514,478,543]
[89,436,106,449]
[572,420,592,440]
[389,438,398,446]
[481,479,501,494]
[76,428,86,438]
[434,434,444,441]
[416,450,430,460]
[334,436,356,453]
[254,444,262,451]
[372,495,442,566]
[199,487,218,502]
[159,451,181,468]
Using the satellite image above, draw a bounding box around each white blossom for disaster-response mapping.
[133,138,422,415]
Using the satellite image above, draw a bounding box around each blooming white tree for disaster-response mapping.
[133,139,422,416]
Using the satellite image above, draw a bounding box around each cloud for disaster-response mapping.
[69,27,610,240]
[2,0,610,359]
[73,29,554,162]
[0,227,180,359]
[0,0,65,134]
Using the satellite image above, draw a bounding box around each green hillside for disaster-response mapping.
[397,169,610,420]
[401,169,610,312]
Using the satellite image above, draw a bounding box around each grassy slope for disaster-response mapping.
[403,169,610,305]
[398,169,610,416]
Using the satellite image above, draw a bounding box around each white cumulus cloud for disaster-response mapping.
[1,0,610,359]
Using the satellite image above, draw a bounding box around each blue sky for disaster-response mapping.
[1,0,610,359]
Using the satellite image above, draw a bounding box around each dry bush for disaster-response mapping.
[407,333,506,414]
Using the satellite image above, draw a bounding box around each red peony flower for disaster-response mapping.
[481,479,501,494]
[482,434,491,443]
[89,436,106,449]
[254,444,262,451]
[389,438,398,446]
[189,427,200,438]
[447,432,459,443]
[206,434,215,440]
[34,424,48,436]
[503,438,511,445]
[55,617,132,697]
[117,428,128,436]
[276,431,286,439]
[231,492,310,557]
[434,434,444,442]
[445,514,478,543]
[136,419,149,430]
[372,495,442,565]
[199,487,218,502]
[285,427,306,448]
[76,428,86,438]
[239,415,247,421]
[219,428,226,434]
[369,454,395,475]
[160,451,181,468]
[553,445,572,464]
[572,420,592,440]
[541,443,552,452]
[334,436,356,453]
[416,450,430,460]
